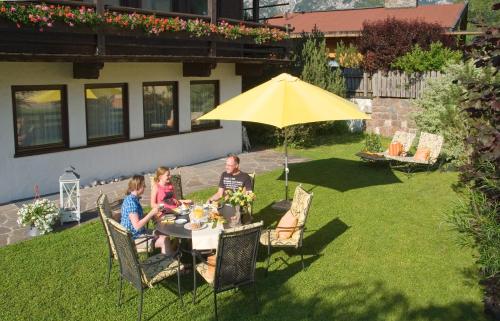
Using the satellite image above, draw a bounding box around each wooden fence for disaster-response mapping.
[342,68,442,99]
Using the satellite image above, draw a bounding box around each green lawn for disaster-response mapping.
[0,135,487,321]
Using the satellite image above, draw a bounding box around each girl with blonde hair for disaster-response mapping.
[151,166,180,212]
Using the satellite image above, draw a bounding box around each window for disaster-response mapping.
[12,85,69,156]
[85,84,129,145]
[190,80,220,131]
[188,0,207,15]
[142,0,172,12]
[143,82,178,137]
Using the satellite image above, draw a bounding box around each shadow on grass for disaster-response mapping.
[257,217,349,278]
[277,157,402,192]
[218,280,485,321]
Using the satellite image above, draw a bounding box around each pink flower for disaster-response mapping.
[10,7,16,12]
[69,22,74,27]
[47,22,53,27]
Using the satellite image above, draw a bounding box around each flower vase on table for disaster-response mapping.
[222,188,255,227]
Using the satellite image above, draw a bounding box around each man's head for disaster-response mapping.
[225,155,240,174]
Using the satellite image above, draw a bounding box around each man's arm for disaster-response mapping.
[209,187,224,202]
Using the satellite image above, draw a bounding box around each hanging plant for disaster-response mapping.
[0,2,288,43]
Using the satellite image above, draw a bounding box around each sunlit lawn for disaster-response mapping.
[0,135,487,321]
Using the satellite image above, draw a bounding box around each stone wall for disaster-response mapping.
[365,97,418,137]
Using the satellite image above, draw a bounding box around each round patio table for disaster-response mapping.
[155,217,193,239]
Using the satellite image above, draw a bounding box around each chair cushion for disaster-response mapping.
[196,261,215,284]
[414,147,431,162]
[260,229,300,248]
[276,211,298,239]
[141,254,181,287]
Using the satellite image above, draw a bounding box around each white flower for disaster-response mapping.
[17,198,59,235]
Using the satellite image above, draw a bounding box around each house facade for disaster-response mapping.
[0,0,290,203]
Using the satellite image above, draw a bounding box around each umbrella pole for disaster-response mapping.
[284,129,289,201]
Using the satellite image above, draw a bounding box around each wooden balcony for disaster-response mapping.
[0,0,291,76]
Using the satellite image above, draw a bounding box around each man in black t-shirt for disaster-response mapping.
[208,155,252,202]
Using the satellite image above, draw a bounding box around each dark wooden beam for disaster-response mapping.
[235,63,264,77]
[93,0,105,55]
[252,0,259,22]
[183,62,217,77]
[73,62,104,79]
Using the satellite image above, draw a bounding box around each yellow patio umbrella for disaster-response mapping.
[198,73,370,203]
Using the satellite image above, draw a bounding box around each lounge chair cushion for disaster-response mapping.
[414,148,430,162]
[276,211,298,239]
[389,142,403,156]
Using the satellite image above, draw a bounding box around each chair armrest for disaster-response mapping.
[191,249,215,264]
[135,234,155,245]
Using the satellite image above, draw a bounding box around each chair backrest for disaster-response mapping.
[105,218,145,290]
[248,172,256,192]
[391,131,416,153]
[214,221,263,292]
[97,193,117,259]
[417,132,444,164]
[246,172,256,216]
[289,185,314,244]
[170,174,183,200]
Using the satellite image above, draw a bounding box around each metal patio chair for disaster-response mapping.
[106,218,183,321]
[192,221,263,321]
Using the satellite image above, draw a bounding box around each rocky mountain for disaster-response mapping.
[247,0,454,19]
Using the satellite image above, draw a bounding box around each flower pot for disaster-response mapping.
[27,226,41,237]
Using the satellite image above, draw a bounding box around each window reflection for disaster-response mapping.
[143,83,178,135]
[190,81,219,129]
[14,88,65,149]
[85,86,126,141]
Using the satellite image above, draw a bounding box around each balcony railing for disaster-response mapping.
[0,0,291,63]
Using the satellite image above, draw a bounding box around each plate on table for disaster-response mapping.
[175,218,187,224]
[183,222,207,231]
[161,214,176,223]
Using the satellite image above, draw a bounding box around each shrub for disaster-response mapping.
[285,33,347,148]
[363,133,383,153]
[391,42,462,73]
[413,62,486,166]
[358,18,455,72]
[334,41,363,68]
[245,28,349,148]
[449,20,499,318]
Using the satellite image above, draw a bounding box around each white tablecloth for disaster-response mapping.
[192,223,223,250]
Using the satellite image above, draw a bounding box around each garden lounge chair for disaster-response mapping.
[357,130,416,162]
[106,218,183,321]
[386,132,444,172]
[192,221,263,321]
[260,185,313,274]
[97,194,154,285]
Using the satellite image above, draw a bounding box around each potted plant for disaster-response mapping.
[222,187,256,227]
[17,198,59,236]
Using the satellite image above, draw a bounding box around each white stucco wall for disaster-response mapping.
[0,62,242,203]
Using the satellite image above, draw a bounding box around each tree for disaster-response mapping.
[283,30,347,147]
[358,17,455,72]
[448,19,500,319]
